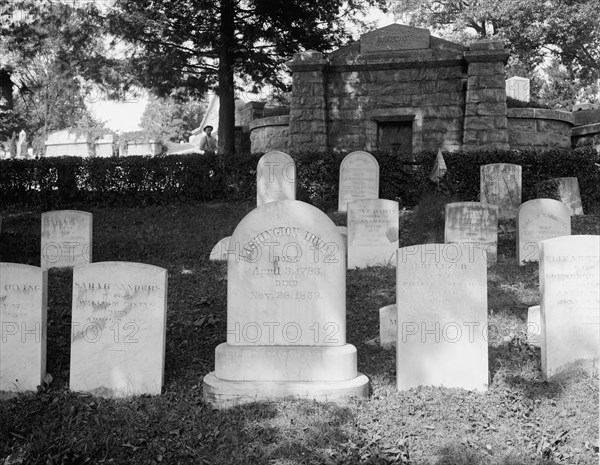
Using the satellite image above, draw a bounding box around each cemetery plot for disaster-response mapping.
[444,202,498,264]
[256,151,296,207]
[69,262,168,397]
[540,235,599,380]
[41,210,92,269]
[347,199,399,268]
[396,243,488,391]
[0,263,47,392]
[517,199,571,265]
[480,164,522,220]
[338,151,379,212]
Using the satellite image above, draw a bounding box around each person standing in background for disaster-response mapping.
[198,125,217,156]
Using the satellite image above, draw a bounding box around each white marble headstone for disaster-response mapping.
[540,235,599,380]
[41,210,92,269]
[480,164,522,220]
[209,236,232,261]
[444,202,498,264]
[348,199,399,268]
[204,200,369,405]
[396,243,488,391]
[379,304,397,350]
[338,151,379,212]
[256,151,296,207]
[0,263,47,392]
[517,199,571,265]
[70,262,168,397]
[556,177,583,216]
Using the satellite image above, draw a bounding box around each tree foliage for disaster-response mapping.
[139,96,206,142]
[107,0,386,156]
[390,0,600,107]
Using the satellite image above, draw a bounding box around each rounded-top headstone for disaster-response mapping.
[338,151,380,212]
[256,151,296,207]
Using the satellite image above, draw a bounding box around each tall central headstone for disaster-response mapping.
[540,236,599,380]
[41,210,93,269]
[0,263,47,392]
[338,151,379,212]
[396,243,488,391]
[256,151,296,207]
[203,200,369,406]
[480,164,522,220]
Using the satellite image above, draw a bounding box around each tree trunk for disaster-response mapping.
[218,0,236,161]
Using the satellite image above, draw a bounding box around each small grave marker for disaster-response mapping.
[41,210,92,269]
[338,151,379,212]
[480,164,522,220]
[256,151,296,207]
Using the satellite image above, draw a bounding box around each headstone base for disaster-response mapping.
[203,372,369,408]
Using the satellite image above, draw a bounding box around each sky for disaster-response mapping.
[89,8,395,133]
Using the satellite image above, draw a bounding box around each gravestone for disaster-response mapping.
[505,76,530,102]
[540,236,599,380]
[0,263,47,392]
[203,200,369,406]
[337,226,348,255]
[396,243,488,391]
[41,210,92,270]
[527,305,541,348]
[338,151,379,212]
[379,304,397,350]
[480,164,522,220]
[70,262,168,397]
[256,151,296,207]
[209,236,231,261]
[444,202,498,264]
[517,199,571,265]
[347,199,399,268]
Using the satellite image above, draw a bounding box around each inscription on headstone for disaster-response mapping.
[338,151,379,212]
[396,243,488,391]
[480,164,522,220]
[444,202,498,264]
[70,262,168,397]
[540,235,599,380]
[256,151,296,207]
[41,210,92,269]
[517,199,571,265]
[348,199,399,268]
[204,200,369,405]
[361,24,430,53]
[0,263,47,392]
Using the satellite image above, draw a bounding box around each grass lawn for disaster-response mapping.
[0,201,598,465]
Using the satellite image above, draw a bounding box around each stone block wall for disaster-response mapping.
[508,108,573,150]
[572,123,600,151]
[249,116,290,152]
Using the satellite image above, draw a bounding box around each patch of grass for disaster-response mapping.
[0,203,598,465]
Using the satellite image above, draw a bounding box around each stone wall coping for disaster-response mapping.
[507,108,574,125]
[572,122,600,136]
[249,115,290,131]
[469,39,505,51]
[243,101,266,110]
[464,50,509,63]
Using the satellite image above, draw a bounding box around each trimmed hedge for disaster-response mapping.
[1,148,599,212]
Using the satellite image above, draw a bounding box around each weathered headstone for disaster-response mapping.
[527,305,541,348]
[0,263,47,392]
[41,210,92,270]
[70,262,168,397]
[396,243,488,391]
[480,164,522,220]
[517,199,571,265]
[556,178,583,216]
[338,151,379,212]
[203,200,369,406]
[540,236,599,380]
[505,76,530,102]
[256,151,296,207]
[444,202,498,264]
[379,304,397,350]
[209,236,231,261]
[347,199,399,268]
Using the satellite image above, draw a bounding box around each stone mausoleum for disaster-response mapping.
[246,23,600,155]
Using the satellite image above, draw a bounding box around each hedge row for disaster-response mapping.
[1,148,599,212]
